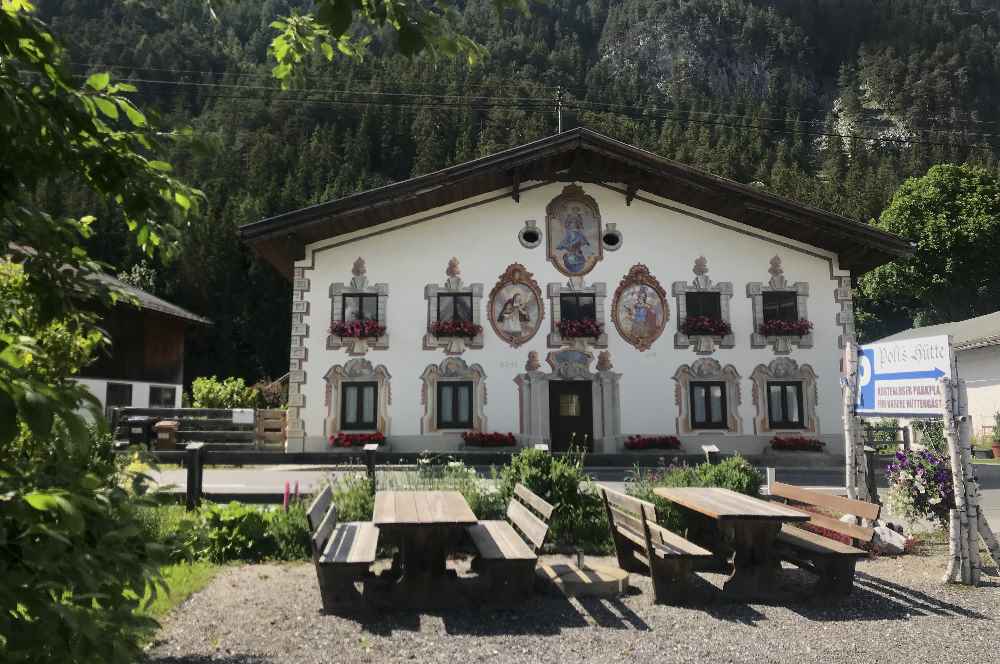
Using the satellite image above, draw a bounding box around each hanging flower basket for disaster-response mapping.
[680,316,732,336]
[429,320,482,338]
[330,320,386,338]
[770,435,824,451]
[462,431,516,447]
[328,432,386,448]
[625,435,681,451]
[557,319,603,338]
[758,318,813,337]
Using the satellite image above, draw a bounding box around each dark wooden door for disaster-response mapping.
[548,381,593,452]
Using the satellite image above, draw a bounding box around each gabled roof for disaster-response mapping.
[95,272,211,325]
[876,311,1000,352]
[239,127,913,279]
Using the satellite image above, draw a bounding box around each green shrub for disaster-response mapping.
[199,502,272,563]
[498,448,611,553]
[190,376,259,409]
[134,504,205,563]
[329,474,375,521]
[628,456,762,533]
[266,502,311,561]
[913,419,946,453]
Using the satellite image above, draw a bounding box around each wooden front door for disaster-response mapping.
[548,381,593,452]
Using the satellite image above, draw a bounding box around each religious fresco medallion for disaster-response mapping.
[546,184,603,277]
[612,264,669,352]
[488,263,544,348]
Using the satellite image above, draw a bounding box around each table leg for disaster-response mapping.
[719,521,782,597]
[384,526,466,608]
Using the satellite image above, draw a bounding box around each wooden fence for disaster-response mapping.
[111,407,286,450]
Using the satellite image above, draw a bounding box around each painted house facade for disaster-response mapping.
[241,129,910,456]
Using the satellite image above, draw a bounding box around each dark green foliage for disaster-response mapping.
[200,502,272,563]
[330,474,375,522]
[627,456,762,533]
[264,501,312,561]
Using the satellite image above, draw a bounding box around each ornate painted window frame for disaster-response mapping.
[673,358,742,434]
[514,350,621,449]
[672,256,734,355]
[746,255,812,354]
[419,357,488,434]
[749,357,819,435]
[423,257,484,355]
[323,358,391,439]
[327,257,389,355]
[546,280,608,349]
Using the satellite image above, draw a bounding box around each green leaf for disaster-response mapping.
[24,491,73,513]
[95,98,119,119]
[19,390,54,438]
[321,41,334,61]
[272,63,292,80]
[147,160,173,172]
[118,99,147,127]
[174,192,191,211]
[85,72,110,91]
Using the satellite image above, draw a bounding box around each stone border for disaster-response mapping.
[834,275,855,349]
[673,358,742,434]
[749,357,819,435]
[546,279,608,349]
[672,256,735,355]
[286,267,310,452]
[419,357,488,434]
[327,257,389,355]
[746,255,812,354]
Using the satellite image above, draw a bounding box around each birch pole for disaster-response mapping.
[842,340,860,500]
[941,376,970,583]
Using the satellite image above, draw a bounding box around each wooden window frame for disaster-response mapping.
[436,380,473,430]
[341,293,380,323]
[689,381,728,430]
[762,291,799,323]
[437,292,474,323]
[148,385,176,409]
[766,381,805,429]
[340,381,378,431]
[559,293,597,322]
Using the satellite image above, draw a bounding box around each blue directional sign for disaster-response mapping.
[856,335,952,416]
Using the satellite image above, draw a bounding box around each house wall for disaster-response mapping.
[958,347,1000,439]
[76,377,183,413]
[290,181,851,455]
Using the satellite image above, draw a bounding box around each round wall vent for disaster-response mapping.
[602,223,623,251]
[518,220,543,249]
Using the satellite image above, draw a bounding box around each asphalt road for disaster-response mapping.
[152,463,1000,529]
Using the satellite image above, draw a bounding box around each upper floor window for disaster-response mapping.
[560,293,596,321]
[767,381,804,429]
[438,293,473,323]
[343,293,379,322]
[762,291,798,322]
[341,382,378,430]
[437,381,473,429]
[685,291,722,319]
[690,381,727,429]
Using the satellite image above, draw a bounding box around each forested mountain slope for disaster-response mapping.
[36,0,1000,383]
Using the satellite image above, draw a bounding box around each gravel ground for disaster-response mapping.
[147,544,999,664]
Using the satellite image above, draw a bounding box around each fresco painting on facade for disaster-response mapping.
[488,263,545,348]
[613,264,669,352]
[546,184,603,277]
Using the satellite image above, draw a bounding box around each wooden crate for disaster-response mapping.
[255,409,287,450]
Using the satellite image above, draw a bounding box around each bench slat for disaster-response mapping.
[507,497,549,552]
[514,484,554,520]
[320,522,378,565]
[647,521,713,558]
[307,486,333,532]
[467,521,537,561]
[608,504,647,541]
[602,487,654,517]
[777,525,868,559]
[615,524,647,549]
[770,481,880,521]
[800,510,876,543]
[311,504,337,555]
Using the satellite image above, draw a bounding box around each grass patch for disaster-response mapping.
[140,561,223,621]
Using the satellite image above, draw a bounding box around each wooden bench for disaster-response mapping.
[600,487,713,604]
[306,485,379,612]
[466,484,554,600]
[767,475,881,595]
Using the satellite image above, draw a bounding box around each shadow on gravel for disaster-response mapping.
[146,657,273,664]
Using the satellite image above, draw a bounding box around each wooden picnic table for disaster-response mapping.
[373,490,477,607]
[653,487,809,596]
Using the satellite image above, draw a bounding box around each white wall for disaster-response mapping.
[958,347,1000,439]
[294,182,849,454]
[76,378,183,412]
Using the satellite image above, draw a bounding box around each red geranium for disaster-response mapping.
[624,435,681,451]
[429,320,482,338]
[330,319,386,338]
[680,315,732,337]
[759,319,813,337]
[770,435,824,451]
[462,431,517,447]
[328,432,387,448]
[557,319,603,338]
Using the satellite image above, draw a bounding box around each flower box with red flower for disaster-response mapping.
[330,319,386,339]
[770,435,824,452]
[758,318,813,337]
[680,316,732,337]
[462,431,517,447]
[429,320,482,338]
[328,432,387,448]
[624,435,682,451]
[557,319,604,338]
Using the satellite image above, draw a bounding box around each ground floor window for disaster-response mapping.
[437,381,473,429]
[767,381,804,429]
[149,385,176,408]
[341,382,378,430]
[690,381,727,429]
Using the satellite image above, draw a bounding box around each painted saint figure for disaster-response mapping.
[497,291,531,338]
[624,287,658,339]
[556,205,591,273]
